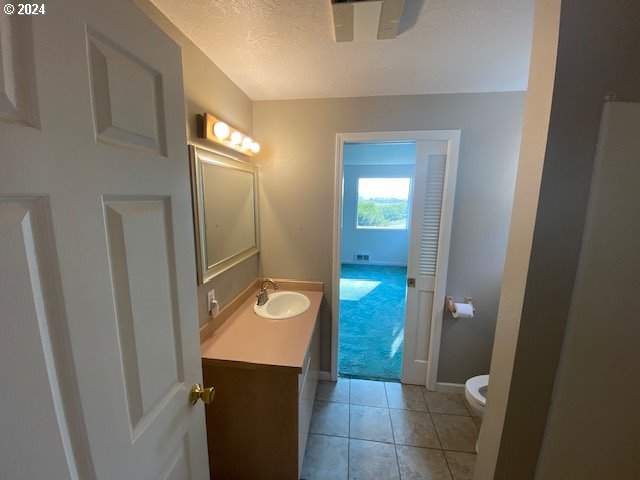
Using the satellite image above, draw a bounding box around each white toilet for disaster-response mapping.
[464,374,489,417]
[465,374,489,453]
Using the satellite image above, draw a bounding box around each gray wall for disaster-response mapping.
[135,0,258,326]
[253,92,525,380]
[478,0,640,478]
[535,102,640,479]
[341,163,413,266]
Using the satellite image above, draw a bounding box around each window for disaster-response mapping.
[356,177,411,229]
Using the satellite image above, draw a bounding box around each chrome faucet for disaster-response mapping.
[256,278,278,306]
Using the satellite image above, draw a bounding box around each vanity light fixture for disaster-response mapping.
[241,136,253,149]
[230,131,243,145]
[213,121,230,140]
[197,112,261,157]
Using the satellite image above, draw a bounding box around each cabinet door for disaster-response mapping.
[298,319,320,476]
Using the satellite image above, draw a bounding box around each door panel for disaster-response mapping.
[0,196,89,479]
[104,197,183,433]
[0,1,208,478]
[87,30,167,155]
[414,290,434,362]
[402,142,451,385]
[0,16,39,126]
[160,436,191,480]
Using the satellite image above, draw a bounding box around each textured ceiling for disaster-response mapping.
[149,0,534,100]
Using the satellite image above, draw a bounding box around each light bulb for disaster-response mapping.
[213,121,230,140]
[250,142,261,154]
[242,137,253,149]
[230,131,242,145]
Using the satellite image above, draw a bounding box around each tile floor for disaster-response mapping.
[302,378,480,480]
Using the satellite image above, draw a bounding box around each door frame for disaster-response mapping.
[331,130,461,390]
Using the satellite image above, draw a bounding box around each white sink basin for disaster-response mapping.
[253,291,311,320]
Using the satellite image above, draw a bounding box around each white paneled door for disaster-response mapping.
[401,140,458,388]
[0,2,209,479]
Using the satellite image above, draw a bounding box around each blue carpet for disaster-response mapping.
[338,264,407,381]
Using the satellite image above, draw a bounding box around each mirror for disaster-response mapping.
[190,145,259,284]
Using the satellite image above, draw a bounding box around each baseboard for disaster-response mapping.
[340,260,408,267]
[314,375,464,390]
[436,382,465,393]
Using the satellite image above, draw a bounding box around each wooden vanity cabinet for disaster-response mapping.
[203,320,319,479]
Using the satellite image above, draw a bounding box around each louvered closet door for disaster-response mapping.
[401,141,450,385]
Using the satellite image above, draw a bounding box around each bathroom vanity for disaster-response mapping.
[201,286,322,479]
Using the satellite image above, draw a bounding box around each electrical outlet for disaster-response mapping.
[207,289,219,316]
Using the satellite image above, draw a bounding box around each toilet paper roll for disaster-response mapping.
[452,302,474,319]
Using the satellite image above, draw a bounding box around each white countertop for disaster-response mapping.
[201,290,322,372]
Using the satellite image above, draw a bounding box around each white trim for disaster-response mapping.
[331,136,344,382]
[436,382,466,393]
[189,145,260,285]
[332,130,462,386]
[318,371,331,381]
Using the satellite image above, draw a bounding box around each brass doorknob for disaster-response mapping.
[189,383,215,405]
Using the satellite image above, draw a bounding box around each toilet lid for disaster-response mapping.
[465,375,489,405]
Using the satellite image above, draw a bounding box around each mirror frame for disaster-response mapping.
[189,144,260,284]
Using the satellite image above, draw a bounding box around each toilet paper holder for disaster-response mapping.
[445,296,475,314]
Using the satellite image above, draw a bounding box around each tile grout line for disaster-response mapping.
[428,411,456,480]
[461,394,483,429]
[423,388,475,419]
[422,385,451,459]
[308,432,349,440]
[384,382,402,478]
[313,379,476,479]
[428,411,445,452]
[442,447,480,455]
[429,412,479,454]
[406,386,467,479]
[444,452,456,480]
[425,411,473,418]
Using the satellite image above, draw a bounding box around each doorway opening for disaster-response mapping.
[338,143,415,381]
[332,130,461,389]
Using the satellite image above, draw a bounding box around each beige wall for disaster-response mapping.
[135,0,258,326]
[478,0,640,478]
[253,92,526,377]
